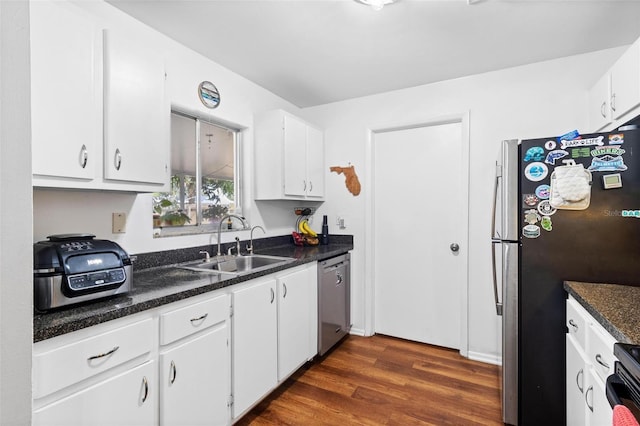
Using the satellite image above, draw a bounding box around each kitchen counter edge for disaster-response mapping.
[34,242,353,343]
[564,281,640,345]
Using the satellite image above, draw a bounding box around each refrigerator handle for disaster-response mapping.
[491,162,501,240]
[491,240,503,316]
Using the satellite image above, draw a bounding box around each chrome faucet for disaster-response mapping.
[198,250,211,262]
[248,225,266,254]
[217,214,248,257]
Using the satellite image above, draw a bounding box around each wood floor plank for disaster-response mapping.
[235,335,502,425]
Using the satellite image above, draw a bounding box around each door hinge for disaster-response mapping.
[495,163,502,178]
[229,305,233,318]
[227,394,234,407]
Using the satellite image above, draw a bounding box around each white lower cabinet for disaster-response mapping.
[277,265,317,381]
[159,294,231,426]
[566,296,617,426]
[33,316,156,426]
[231,278,278,419]
[33,360,156,426]
[232,263,318,420]
[566,334,588,426]
[159,328,229,426]
[33,262,321,425]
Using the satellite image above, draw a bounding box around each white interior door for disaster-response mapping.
[373,121,465,350]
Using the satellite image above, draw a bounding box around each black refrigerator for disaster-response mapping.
[492,128,640,425]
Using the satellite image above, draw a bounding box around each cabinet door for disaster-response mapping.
[588,72,611,132]
[566,335,587,426]
[33,360,156,426]
[306,126,325,199]
[103,29,169,186]
[30,0,100,181]
[283,115,308,197]
[160,327,230,426]
[586,367,613,426]
[611,40,640,120]
[277,268,312,381]
[232,279,278,418]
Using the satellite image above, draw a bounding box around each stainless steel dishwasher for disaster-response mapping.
[318,253,350,356]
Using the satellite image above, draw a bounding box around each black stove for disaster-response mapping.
[607,343,640,420]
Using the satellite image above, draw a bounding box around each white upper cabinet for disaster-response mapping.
[254,110,325,201]
[610,39,640,120]
[30,0,170,192]
[589,38,640,131]
[30,0,101,181]
[103,29,169,186]
[587,72,611,132]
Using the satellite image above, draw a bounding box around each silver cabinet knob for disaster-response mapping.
[450,243,460,252]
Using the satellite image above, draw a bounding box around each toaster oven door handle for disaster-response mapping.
[87,345,120,361]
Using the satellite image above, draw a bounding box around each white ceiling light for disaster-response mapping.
[355,0,396,12]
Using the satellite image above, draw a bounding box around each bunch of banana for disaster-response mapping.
[298,219,317,237]
[295,218,319,245]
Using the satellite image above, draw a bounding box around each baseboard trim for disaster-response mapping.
[467,350,501,366]
[348,327,366,337]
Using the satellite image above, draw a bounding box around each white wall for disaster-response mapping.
[303,47,626,361]
[33,0,307,254]
[0,0,33,423]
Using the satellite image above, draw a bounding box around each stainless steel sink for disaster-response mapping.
[178,254,294,276]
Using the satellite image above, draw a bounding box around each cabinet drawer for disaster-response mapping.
[566,298,588,349]
[587,321,617,382]
[160,294,229,345]
[34,318,153,399]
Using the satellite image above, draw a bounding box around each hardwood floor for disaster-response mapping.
[236,334,502,425]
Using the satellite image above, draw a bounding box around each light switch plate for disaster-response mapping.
[112,212,127,233]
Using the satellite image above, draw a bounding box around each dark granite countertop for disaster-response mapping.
[34,236,353,343]
[564,281,640,345]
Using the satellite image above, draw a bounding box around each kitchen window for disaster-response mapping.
[153,111,241,235]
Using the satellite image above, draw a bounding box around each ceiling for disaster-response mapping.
[106,0,640,108]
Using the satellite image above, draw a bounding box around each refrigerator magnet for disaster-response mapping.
[524,147,545,162]
[537,200,557,216]
[523,194,539,207]
[524,209,541,225]
[609,134,624,145]
[545,150,569,165]
[522,225,541,239]
[602,173,622,189]
[524,162,549,182]
[535,184,551,200]
[540,216,553,232]
[545,140,557,150]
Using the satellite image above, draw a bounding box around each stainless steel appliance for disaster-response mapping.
[318,253,350,356]
[34,234,132,311]
[607,344,640,422]
[492,130,640,425]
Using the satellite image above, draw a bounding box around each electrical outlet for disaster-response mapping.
[112,212,127,233]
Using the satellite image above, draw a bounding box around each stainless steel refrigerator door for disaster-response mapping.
[502,241,519,426]
[494,139,520,242]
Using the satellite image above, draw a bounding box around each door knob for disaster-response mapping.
[450,243,460,252]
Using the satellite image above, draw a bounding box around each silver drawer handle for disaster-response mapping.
[283,283,287,298]
[87,346,119,361]
[576,368,584,393]
[595,354,610,370]
[585,385,594,412]
[79,144,88,169]
[141,376,149,403]
[270,287,275,304]
[114,148,122,171]
[568,319,578,332]
[170,360,177,384]
[190,313,208,323]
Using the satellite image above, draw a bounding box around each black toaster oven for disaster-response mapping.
[33,234,132,311]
